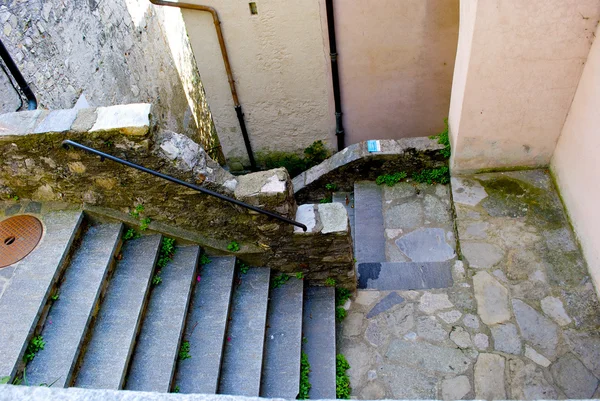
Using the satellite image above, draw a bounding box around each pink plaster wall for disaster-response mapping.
[331,0,459,145]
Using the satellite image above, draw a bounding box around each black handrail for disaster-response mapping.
[62,140,307,231]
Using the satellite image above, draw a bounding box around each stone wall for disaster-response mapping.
[293,137,447,203]
[0,0,223,162]
[0,103,354,288]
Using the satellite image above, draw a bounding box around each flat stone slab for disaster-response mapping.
[75,235,162,389]
[126,246,199,393]
[551,353,598,399]
[473,271,510,325]
[451,177,488,206]
[461,242,504,269]
[512,299,558,358]
[0,210,83,380]
[395,228,455,262]
[475,353,506,400]
[219,268,270,396]
[386,339,471,374]
[366,292,405,319]
[357,262,453,290]
[90,103,152,136]
[354,182,385,263]
[490,323,522,355]
[302,286,336,399]
[260,278,304,398]
[27,223,122,388]
[175,257,236,394]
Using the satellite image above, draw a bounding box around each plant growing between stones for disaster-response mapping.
[412,166,450,185]
[157,237,176,269]
[179,341,191,360]
[296,272,304,279]
[130,204,144,219]
[324,277,336,287]
[336,354,351,399]
[319,195,332,204]
[335,307,347,322]
[139,217,151,231]
[24,335,45,362]
[123,228,140,241]
[173,385,180,393]
[236,260,250,274]
[258,140,331,177]
[200,254,211,266]
[429,119,451,159]
[50,291,60,301]
[325,183,338,191]
[375,171,407,187]
[272,273,290,289]
[298,351,311,399]
[227,241,240,252]
[335,288,351,322]
[152,274,162,286]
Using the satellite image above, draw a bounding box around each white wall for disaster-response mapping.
[449,0,600,172]
[551,23,600,292]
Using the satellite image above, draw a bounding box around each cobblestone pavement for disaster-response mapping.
[339,170,600,399]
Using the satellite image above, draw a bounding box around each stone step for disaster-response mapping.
[354,182,385,264]
[0,210,84,380]
[260,277,304,398]
[333,192,355,245]
[302,286,336,399]
[357,261,454,290]
[126,245,200,393]
[218,267,271,396]
[27,223,123,387]
[174,256,236,394]
[74,234,162,390]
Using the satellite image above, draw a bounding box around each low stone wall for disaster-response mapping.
[293,138,446,203]
[0,103,354,288]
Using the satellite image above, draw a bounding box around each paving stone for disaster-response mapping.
[175,257,236,394]
[394,228,455,262]
[525,345,551,367]
[564,330,600,377]
[302,286,336,399]
[386,339,471,374]
[461,242,504,269]
[423,194,450,224]
[366,292,404,318]
[360,381,386,399]
[541,296,572,326]
[23,201,42,214]
[4,203,21,216]
[343,313,365,337]
[474,333,489,350]
[261,277,304,398]
[473,271,510,325]
[450,327,472,348]
[385,200,423,230]
[75,234,162,389]
[509,359,558,400]
[441,375,471,400]
[365,319,388,347]
[417,316,448,343]
[463,221,489,239]
[490,323,522,355]
[419,292,453,314]
[384,303,415,336]
[0,210,83,380]
[340,339,376,392]
[358,262,453,290]
[512,299,559,358]
[550,353,599,399]
[451,177,488,206]
[382,183,416,201]
[219,268,270,397]
[27,223,122,388]
[463,314,480,329]
[438,310,462,324]
[354,182,386,263]
[453,260,466,281]
[126,246,199,393]
[354,290,380,306]
[381,363,437,399]
[474,353,506,400]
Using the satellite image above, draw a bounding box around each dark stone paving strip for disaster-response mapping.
[358,262,453,290]
[354,182,386,264]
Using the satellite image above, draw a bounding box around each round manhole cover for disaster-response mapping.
[0,215,43,268]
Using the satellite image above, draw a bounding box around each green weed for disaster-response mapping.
[179,341,191,360]
[139,217,151,231]
[319,196,332,204]
[200,254,211,266]
[335,288,352,322]
[272,273,290,289]
[336,307,347,322]
[157,237,176,268]
[50,291,60,301]
[152,274,162,286]
[412,166,450,185]
[236,260,250,274]
[295,272,305,279]
[24,336,45,362]
[130,204,144,219]
[173,385,180,393]
[324,277,336,287]
[123,228,140,240]
[227,241,240,252]
[298,351,311,399]
[258,140,331,177]
[429,119,451,159]
[375,171,407,187]
[336,354,351,399]
[325,183,338,191]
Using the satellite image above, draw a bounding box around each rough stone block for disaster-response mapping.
[34,108,78,133]
[294,204,318,233]
[318,202,348,234]
[0,109,47,137]
[90,103,152,136]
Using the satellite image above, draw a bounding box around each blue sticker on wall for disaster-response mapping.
[367,140,381,153]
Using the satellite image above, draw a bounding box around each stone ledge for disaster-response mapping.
[0,103,153,140]
[294,202,348,235]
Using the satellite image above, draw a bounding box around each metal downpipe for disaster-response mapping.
[325,0,345,151]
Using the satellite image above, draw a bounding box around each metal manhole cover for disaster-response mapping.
[0,215,43,268]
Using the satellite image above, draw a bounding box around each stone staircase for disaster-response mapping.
[0,210,336,398]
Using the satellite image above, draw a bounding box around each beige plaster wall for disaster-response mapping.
[449,0,600,172]
[333,0,459,144]
[182,0,333,167]
[551,23,600,292]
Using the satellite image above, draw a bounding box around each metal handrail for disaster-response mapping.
[62,140,307,231]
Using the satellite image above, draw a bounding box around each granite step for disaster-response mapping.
[357,261,454,290]
[218,267,271,396]
[27,223,123,387]
[74,234,162,390]
[126,245,199,393]
[174,256,236,394]
[0,210,84,380]
[354,182,385,264]
[302,286,336,399]
[260,277,304,398]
